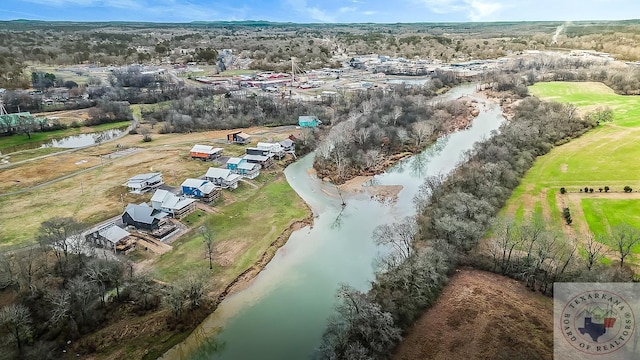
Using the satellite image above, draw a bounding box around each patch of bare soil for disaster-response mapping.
[560,163,568,173]
[368,185,403,203]
[394,268,553,360]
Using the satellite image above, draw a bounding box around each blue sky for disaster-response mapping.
[0,0,639,23]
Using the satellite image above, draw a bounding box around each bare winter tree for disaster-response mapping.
[316,284,401,360]
[373,216,417,268]
[412,121,435,147]
[37,217,84,276]
[584,232,607,271]
[611,224,640,268]
[0,304,32,354]
[200,225,215,270]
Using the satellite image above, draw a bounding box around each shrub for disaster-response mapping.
[604,186,610,192]
[624,186,633,193]
[563,207,572,225]
[589,188,594,193]
[584,186,589,193]
[142,133,152,142]
[560,187,566,194]
[599,188,603,192]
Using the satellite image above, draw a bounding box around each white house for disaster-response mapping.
[150,189,197,218]
[125,172,164,194]
[205,168,241,189]
[257,142,285,159]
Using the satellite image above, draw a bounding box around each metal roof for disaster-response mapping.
[181,178,206,188]
[98,224,130,244]
[190,144,223,154]
[151,189,196,210]
[244,154,270,161]
[205,167,232,179]
[226,157,244,165]
[280,139,294,147]
[124,203,168,225]
[238,162,258,170]
[128,172,162,182]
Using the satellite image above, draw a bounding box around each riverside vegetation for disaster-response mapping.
[316,81,638,359]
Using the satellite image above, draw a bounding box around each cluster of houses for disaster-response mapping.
[85,129,307,254]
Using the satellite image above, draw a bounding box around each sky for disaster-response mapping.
[0,0,639,23]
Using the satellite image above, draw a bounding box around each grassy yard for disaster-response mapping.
[153,173,309,285]
[500,82,640,260]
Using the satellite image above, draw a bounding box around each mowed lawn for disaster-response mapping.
[153,173,309,285]
[502,82,640,246]
[582,199,640,255]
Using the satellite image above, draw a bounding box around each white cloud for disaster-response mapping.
[466,0,502,21]
[339,6,357,13]
[363,10,377,15]
[286,0,335,22]
[414,0,504,20]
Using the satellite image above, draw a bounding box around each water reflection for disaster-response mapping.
[44,128,126,148]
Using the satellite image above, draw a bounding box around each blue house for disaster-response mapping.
[226,157,244,171]
[226,157,260,179]
[181,178,221,203]
[298,115,321,128]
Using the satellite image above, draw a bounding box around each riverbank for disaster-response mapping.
[214,213,313,302]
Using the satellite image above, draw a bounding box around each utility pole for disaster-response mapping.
[80,179,84,194]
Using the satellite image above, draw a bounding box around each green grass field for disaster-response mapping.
[153,174,309,284]
[501,82,640,255]
[530,82,640,127]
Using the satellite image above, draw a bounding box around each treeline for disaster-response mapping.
[0,217,210,359]
[483,53,640,95]
[316,95,604,359]
[313,73,466,182]
[143,92,326,133]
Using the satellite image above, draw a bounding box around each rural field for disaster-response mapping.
[0,124,305,250]
[393,268,553,360]
[501,81,640,265]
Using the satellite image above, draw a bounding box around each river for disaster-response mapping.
[162,83,506,360]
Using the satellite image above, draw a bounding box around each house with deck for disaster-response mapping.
[257,142,286,159]
[125,172,164,194]
[244,154,274,168]
[226,157,260,179]
[226,157,244,171]
[84,223,133,254]
[150,189,197,218]
[181,178,221,203]
[237,161,260,179]
[122,203,169,230]
[190,144,223,161]
[227,131,252,144]
[246,147,270,156]
[279,138,295,153]
[298,115,321,127]
[205,167,241,189]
